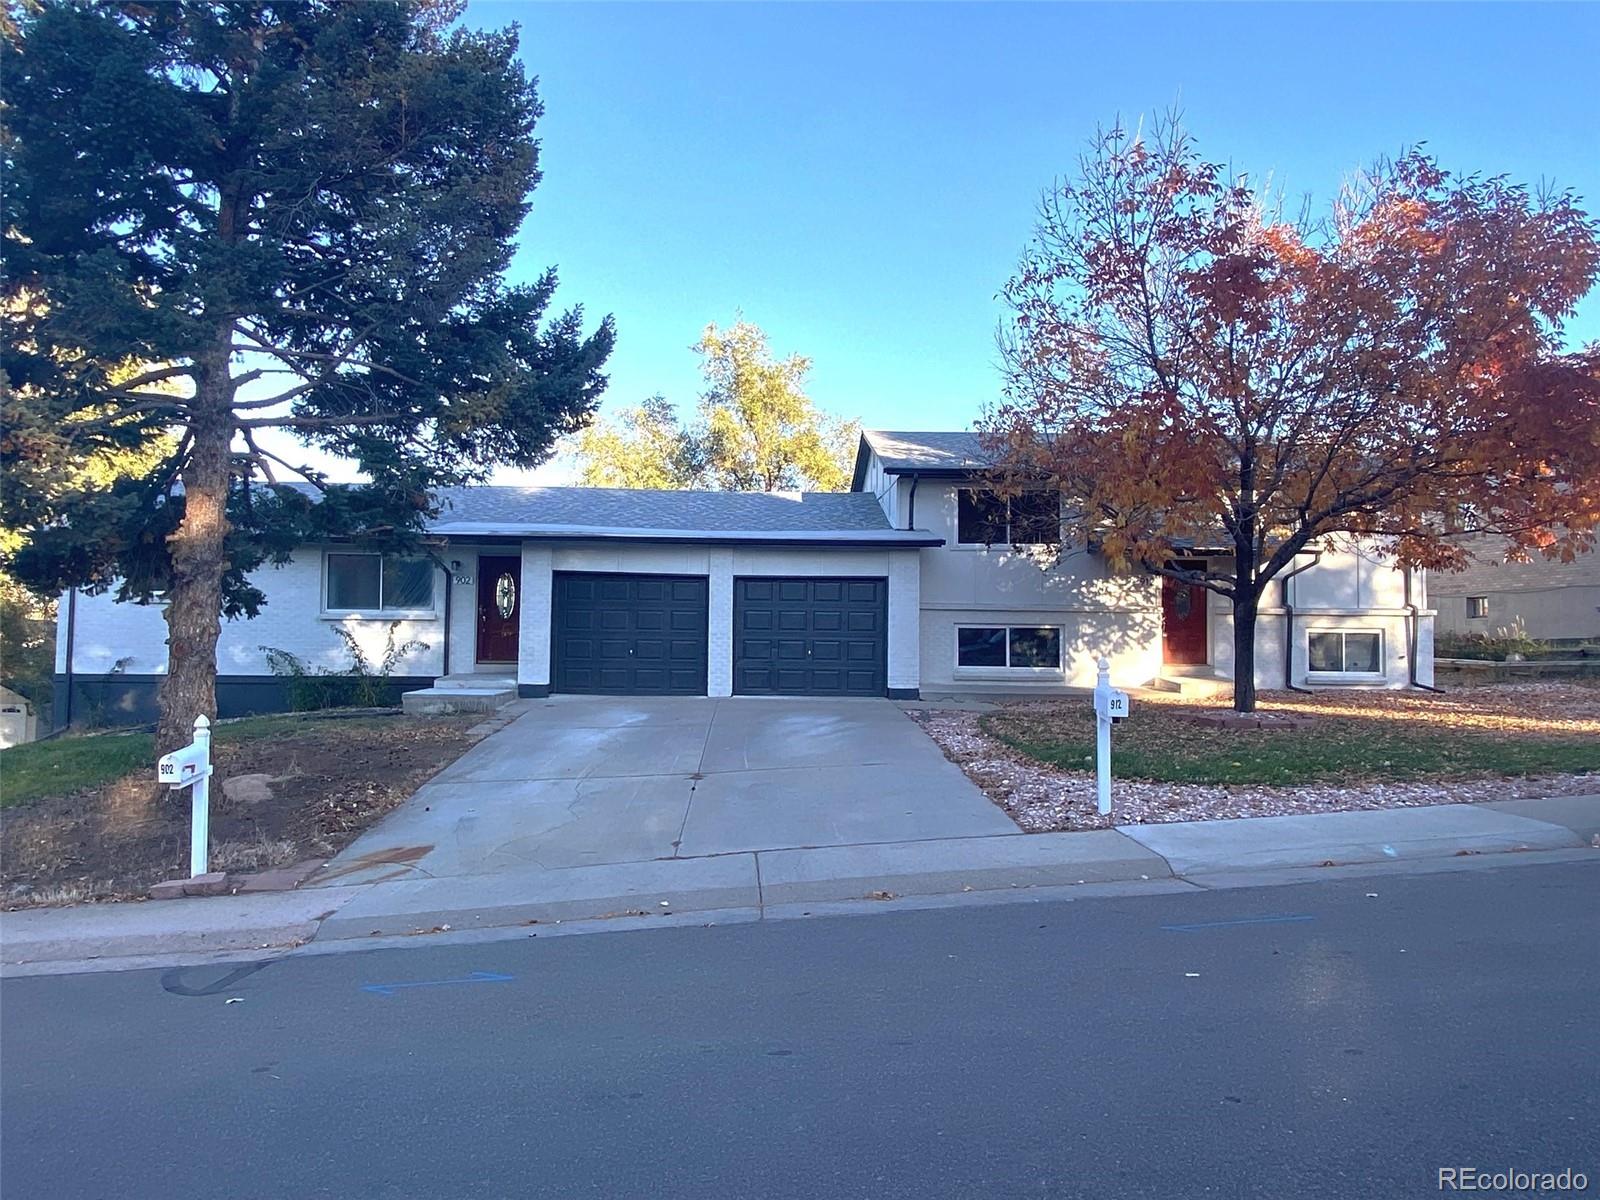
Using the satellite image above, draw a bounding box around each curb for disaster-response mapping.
[5,796,1597,973]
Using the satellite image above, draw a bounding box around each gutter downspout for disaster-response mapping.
[1280,552,1322,694]
[1404,568,1444,693]
[905,473,920,531]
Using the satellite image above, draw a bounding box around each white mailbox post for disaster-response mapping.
[1091,657,1130,816]
[157,715,213,878]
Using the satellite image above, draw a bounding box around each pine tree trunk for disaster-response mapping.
[156,336,233,755]
[1232,591,1259,713]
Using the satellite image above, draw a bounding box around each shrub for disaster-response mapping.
[261,623,429,711]
[1436,618,1547,662]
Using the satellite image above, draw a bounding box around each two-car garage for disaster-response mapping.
[550,571,889,698]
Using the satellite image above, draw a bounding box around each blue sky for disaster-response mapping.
[272,2,1600,483]
[480,0,1593,460]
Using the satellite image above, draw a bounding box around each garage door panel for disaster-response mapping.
[733,577,887,696]
[811,640,844,662]
[553,573,709,695]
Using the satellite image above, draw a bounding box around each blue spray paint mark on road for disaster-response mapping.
[361,971,514,996]
[1161,914,1317,932]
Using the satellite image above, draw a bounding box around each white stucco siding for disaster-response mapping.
[59,587,170,675]
[909,481,1162,693]
[1213,607,1421,689]
[915,483,1158,611]
[1201,543,1430,689]
[517,543,555,689]
[919,608,1163,694]
[1288,545,1414,610]
[60,548,447,678]
[860,450,900,528]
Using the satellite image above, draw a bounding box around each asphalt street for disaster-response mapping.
[3,861,1596,1199]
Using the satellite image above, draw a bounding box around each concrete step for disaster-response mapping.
[402,686,515,716]
[432,673,516,691]
[1152,674,1233,699]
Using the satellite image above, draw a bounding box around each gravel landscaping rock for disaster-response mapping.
[909,683,1600,833]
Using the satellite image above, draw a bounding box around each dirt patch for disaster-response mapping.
[909,683,1600,833]
[1,713,479,907]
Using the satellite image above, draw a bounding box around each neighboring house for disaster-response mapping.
[52,430,1434,726]
[1430,536,1600,644]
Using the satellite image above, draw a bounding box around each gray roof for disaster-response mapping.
[855,431,992,484]
[423,485,940,545]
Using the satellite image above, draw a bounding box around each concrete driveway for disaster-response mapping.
[314,697,1016,886]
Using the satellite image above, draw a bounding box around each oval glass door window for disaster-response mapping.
[495,573,516,618]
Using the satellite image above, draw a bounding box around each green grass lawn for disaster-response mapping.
[0,712,404,809]
[982,697,1600,787]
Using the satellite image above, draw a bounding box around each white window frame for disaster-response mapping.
[1306,628,1385,678]
[321,551,439,620]
[954,488,1060,548]
[953,624,1066,676]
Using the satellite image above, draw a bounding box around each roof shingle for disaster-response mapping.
[860,430,991,473]
[429,485,892,533]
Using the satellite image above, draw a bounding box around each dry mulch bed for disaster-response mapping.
[1,712,479,907]
[910,683,1600,833]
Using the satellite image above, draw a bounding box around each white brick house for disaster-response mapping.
[52,430,1435,725]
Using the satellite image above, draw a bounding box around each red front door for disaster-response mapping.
[1161,564,1209,665]
[475,556,521,664]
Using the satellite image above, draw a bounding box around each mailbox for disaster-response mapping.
[157,742,210,787]
[1090,657,1128,816]
[157,715,214,878]
[1094,687,1130,723]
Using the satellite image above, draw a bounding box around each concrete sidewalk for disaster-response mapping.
[4,794,1595,972]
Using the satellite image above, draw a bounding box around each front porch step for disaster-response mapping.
[1151,673,1233,699]
[432,673,516,691]
[402,685,516,716]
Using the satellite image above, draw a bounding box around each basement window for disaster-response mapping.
[1466,596,1488,619]
[1308,630,1382,676]
[956,626,1064,672]
[324,553,436,615]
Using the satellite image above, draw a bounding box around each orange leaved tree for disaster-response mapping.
[984,118,1600,712]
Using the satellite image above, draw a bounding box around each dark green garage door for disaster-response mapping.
[552,573,709,695]
[733,577,888,696]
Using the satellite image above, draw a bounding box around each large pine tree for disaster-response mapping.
[2,1,615,750]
